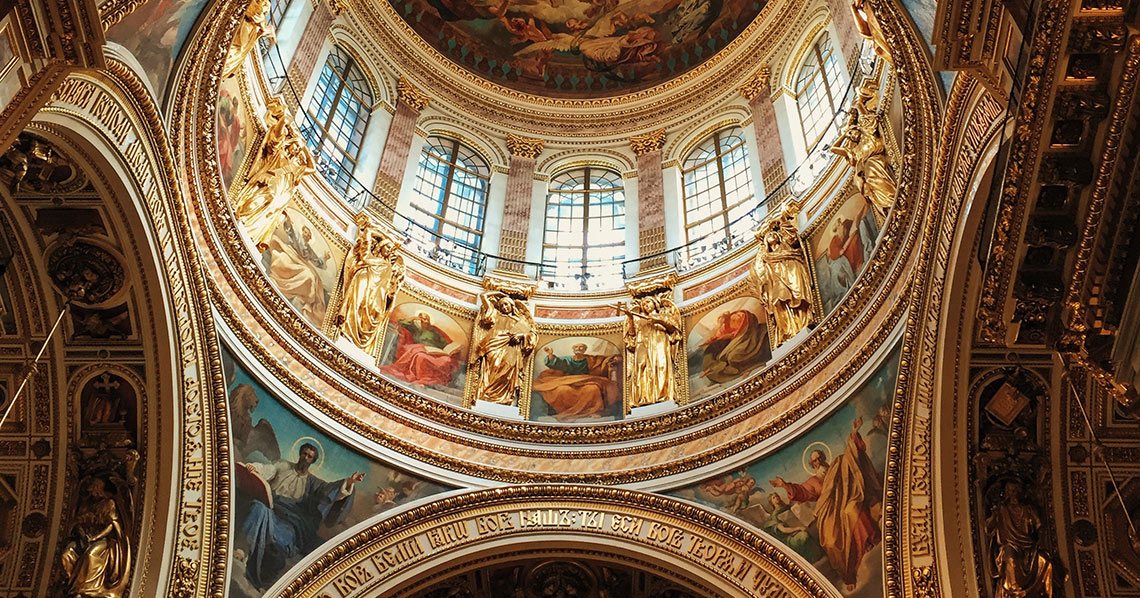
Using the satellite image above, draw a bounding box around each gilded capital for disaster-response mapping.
[396,77,430,112]
[629,129,667,156]
[739,67,772,101]
[506,135,544,159]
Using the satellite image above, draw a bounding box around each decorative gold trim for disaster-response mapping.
[739,66,772,101]
[506,134,544,159]
[396,76,429,112]
[628,129,666,156]
[276,486,833,598]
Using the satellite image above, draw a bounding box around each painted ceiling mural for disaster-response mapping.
[390,0,769,97]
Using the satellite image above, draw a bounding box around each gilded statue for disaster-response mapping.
[60,476,131,598]
[832,83,898,221]
[850,0,892,64]
[335,213,405,357]
[231,97,316,251]
[222,0,275,79]
[987,480,1056,598]
[470,282,536,406]
[619,287,683,411]
[751,213,814,347]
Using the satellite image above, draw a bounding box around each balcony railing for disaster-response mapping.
[252,40,879,292]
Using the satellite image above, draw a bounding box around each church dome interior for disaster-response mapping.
[0,0,1136,596]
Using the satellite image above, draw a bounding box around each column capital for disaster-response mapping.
[396,77,430,111]
[629,129,666,156]
[506,134,544,159]
[739,66,772,101]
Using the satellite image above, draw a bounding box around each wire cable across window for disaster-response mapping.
[681,127,754,250]
[302,45,373,192]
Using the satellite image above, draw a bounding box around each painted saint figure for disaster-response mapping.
[231,97,316,250]
[751,215,814,346]
[336,214,405,357]
[532,343,620,420]
[267,214,334,325]
[380,311,462,387]
[470,288,536,406]
[621,290,683,411]
[769,417,883,591]
[237,443,364,590]
[697,309,769,384]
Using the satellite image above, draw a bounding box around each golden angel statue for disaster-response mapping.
[832,82,898,221]
[470,282,536,406]
[850,0,892,64]
[60,476,132,598]
[222,0,275,79]
[620,288,683,411]
[231,97,316,251]
[751,214,814,347]
[335,213,405,356]
[987,480,1057,598]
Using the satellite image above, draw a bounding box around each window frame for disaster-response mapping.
[541,166,627,285]
[302,45,374,192]
[680,126,755,248]
[410,135,492,271]
[794,31,844,149]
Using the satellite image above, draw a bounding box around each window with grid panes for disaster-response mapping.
[302,45,373,192]
[267,0,292,28]
[542,167,626,286]
[795,32,844,147]
[681,127,755,247]
[258,0,293,87]
[411,136,491,273]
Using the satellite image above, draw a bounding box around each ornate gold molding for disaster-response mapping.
[396,77,430,112]
[276,486,832,597]
[738,66,772,101]
[628,129,666,156]
[505,134,544,159]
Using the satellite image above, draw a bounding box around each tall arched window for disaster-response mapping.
[795,32,844,147]
[682,127,754,248]
[259,0,294,87]
[542,167,626,289]
[411,136,491,273]
[303,45,373,192]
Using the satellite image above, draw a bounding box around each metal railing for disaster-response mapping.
[252,39,878,291]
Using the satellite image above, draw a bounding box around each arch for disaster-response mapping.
[329,26,393,106]
[417,119,505,168]
[776,12,832,95]
[409,134,493,273]
[38,66,229,596]
[271,486,836,597]
[667,111,750,164]
[537,150,634,176]
[540,165,628,289]
[678,125,756,247]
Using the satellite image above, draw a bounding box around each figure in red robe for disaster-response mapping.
[379,311,462,386]
[770,417,883,591]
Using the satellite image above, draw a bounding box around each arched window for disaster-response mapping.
[302,45,373,192]
[681,127,754,248]
[411,136,491,273]
[795,32,844,147]
[542,167,626,289]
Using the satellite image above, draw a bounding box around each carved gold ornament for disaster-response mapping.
[506,134,544,159]
[629,129,667,156]
[832,81,898,221]
[738,66,772,101]
[396,77,430,112]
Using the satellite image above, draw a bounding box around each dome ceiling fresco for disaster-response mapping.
[388,0,769,97]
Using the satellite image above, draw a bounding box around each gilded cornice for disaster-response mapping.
[628,129,666,156]
[505,134,544,159]
[396,76,429,111]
